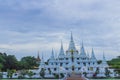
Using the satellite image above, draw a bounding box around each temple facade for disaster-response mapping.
[37,33,115,78]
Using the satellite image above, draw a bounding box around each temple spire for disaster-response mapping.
[101,52,108,67]
[71,31,73,42]
[68,32,76,51]
[80,41,86,56]
[37,51,41,62]
[51,49,55,59]
[40,53,45,68]
[102,52,107,63]
[59,40,65,57]
[42,53,44,62]
[91,48,96,60]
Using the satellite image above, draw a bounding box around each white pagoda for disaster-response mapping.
[38,33,115,78]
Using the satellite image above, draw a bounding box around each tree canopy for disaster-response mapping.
[0,52,39,71]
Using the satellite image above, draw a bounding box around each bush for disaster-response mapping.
[18,75,24,79]
[0,73,3,79]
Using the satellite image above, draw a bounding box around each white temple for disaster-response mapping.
[0,33,116,79]
[36,32,115,78]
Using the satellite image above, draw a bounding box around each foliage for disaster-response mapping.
[45,62,48,65]
[7,69,14,78]
[0,63,3,71]
[105,68,110,77]
[19,69,28,78]
[40,68,45,78]
[0,52,39,71]
[27,71,34,78]
[53,73,59,79]
[93,67,99,77]
[83,72,87,77]
[0,53,6,71]
[108,56,120,74]
[97,60,102,64]
[20,56,38,69]
[0,72,3,79]
[0,53,18,71]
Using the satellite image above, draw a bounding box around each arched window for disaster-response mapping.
[83,62,86,66]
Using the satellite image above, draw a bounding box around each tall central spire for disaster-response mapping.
[71,32,74,42]
[68,32,76,51]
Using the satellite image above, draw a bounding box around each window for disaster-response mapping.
[54,68,56,71]
[66,68,68,70]
[88,62,90,65]
[56,63,57,65]
[60,63,63,66]
[88,68,89,71]
[78,67,81,70]
[48,68,50,71]
[90,67,93,71]
[83,62,86,66]
[51,63,53,65]
[66,58,68,60]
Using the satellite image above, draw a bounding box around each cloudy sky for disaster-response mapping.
[0,0,120,60]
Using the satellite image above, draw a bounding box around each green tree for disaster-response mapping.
[0,64,3,71]
[108,56,120,74]
[20,56,38,69]
[0,72,3,79]
[3,55,18,71]
[0,53,6,71]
